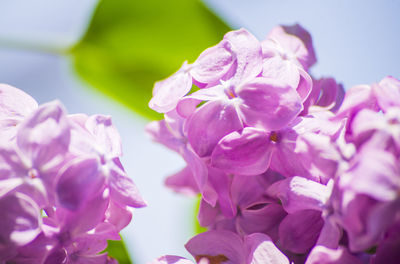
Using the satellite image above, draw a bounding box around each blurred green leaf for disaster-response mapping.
[71,0,230,119]
[194,195,207,234]
[105,237,132,264]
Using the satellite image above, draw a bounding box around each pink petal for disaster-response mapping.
[149,62,192,113]
[165,166,199,197]
[224,28,263,83]
[56,157,104,211]
[191,39,235,85]
[109,165,147,208]
[267,176,329,214]
[85,115,122,157]
[306,246,362,264]
[17,101,70,168]
[279,210,324,254]
[211,127,273,176]
[374,76,400,111]
[187,100,243,157]
[245,233,289,264]
[185,230,246,264]
[237,77,303,131]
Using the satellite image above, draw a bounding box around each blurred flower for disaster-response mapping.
[0,85,145,263]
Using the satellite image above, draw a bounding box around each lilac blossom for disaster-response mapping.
[0,85,145,263]
[148,24,400,264]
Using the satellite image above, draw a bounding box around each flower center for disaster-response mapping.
[269,131,279,143]
[224,85,237,99]
[28,168,39,179]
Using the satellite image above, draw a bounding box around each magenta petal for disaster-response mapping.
[198,198,218,227]
[262,56,300,89]
[0,192,41,247]
[149,62,192,113]
[343,148,399,202]
[224,28,263,82]
[211,127,273,176]
[109,166,147,208]
[316,219,342,249]
[279,210,324,254]
[238,204,287,239]
[244,233,289,264]
[58,188,110,235]
[150,255,194,264]
[146,119,182,153]
[207,167,236,218]
[281,24,317,69]
[315,78,340,108]
[165,166,199,197]
[296,67,312,102]
[182,148,211,202]
[85,115,122,157]
[374,76,400,111]
[373,222,400,264]
[185,230,246,264]
[340,194,397,252]
[306,246,362,264]
[267,176,330,214]
[177,85,226,118]
[17,101,70,167]
[0,84,38,132]
[68,253,108,264]
[187,100,243,157]
[231,173,274,208]
[191,39,235,84]
[237,78,303,131]
[335,84,378,118]
[105,201,132,231]
[56,157,104,211]
[0,84,37,117]
[43,249,67,264]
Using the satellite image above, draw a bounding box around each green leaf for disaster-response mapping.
[71,0,230,119]
[194,195,207,234]
[105,237,133,264]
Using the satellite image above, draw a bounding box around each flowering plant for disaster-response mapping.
[0,85,146,263]
[147,25,400,263]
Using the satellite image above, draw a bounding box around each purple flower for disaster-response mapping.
[148,22,400,264]
[0,86,145,262]
[0,84,38,140]
[185,230,289,264]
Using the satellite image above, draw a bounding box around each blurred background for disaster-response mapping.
[0,0,399,263]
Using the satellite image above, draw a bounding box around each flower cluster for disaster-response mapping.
[0,85,146,263]
[147,24,400,263]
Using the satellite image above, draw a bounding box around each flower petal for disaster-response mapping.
[85,115,122,157]
[224,28,263,83]
[245,233,289,264]
[267,176,330,214]
[185,230,246,264]
[149,62,192,113]
[150,255,195,264]
[191,39,235,85]
[278,210,324,254]
[17,101,70,168]
[56,157,104,211]
[187,100,243,157]
[0,192,41,248]
[306,246,362,264]
[237,77,303,131]
[374,76,400,111]
[109,165,147,208]
[211,127,273,176]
